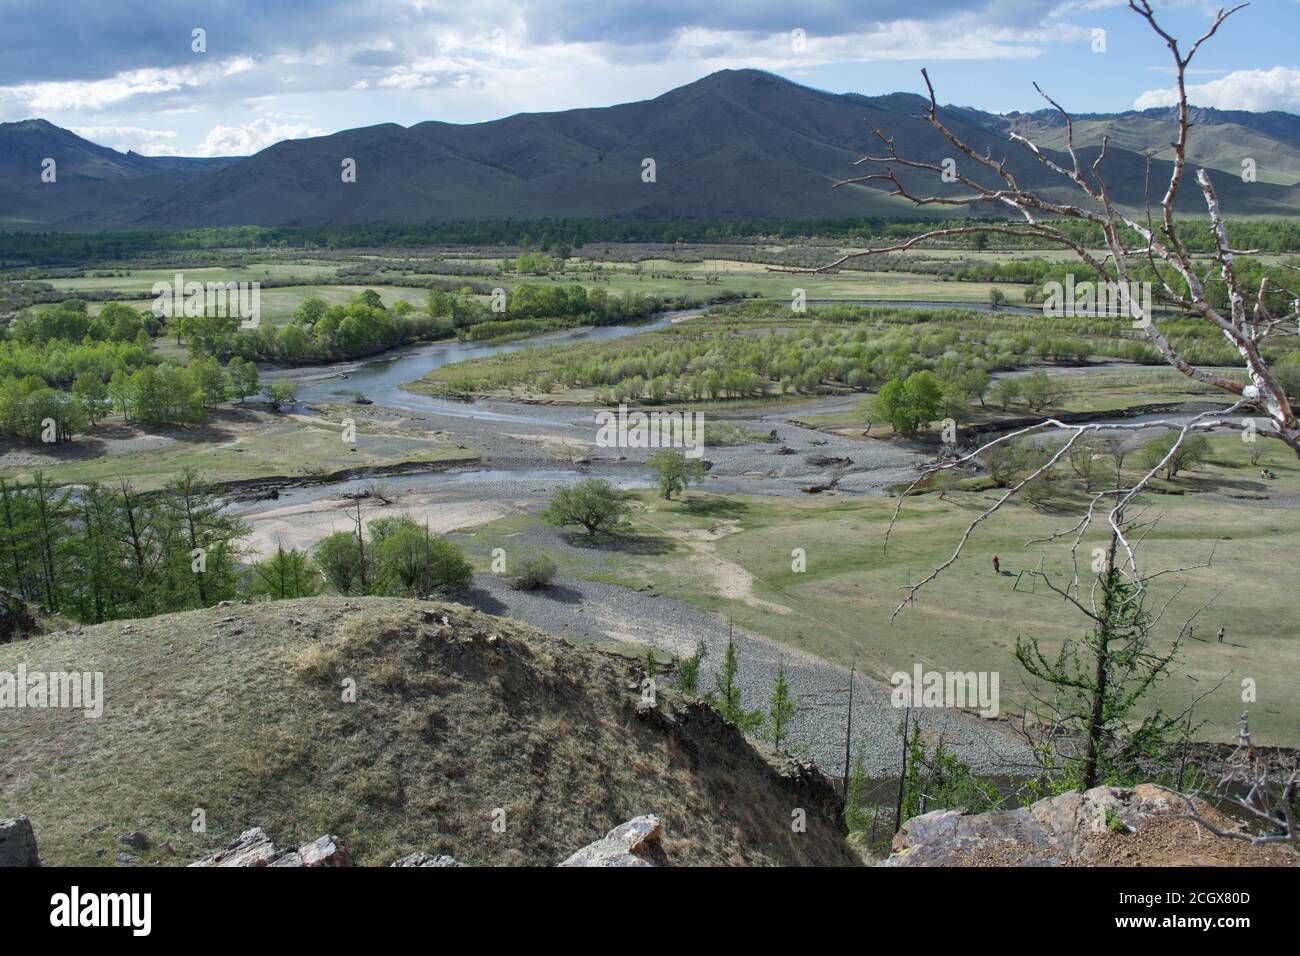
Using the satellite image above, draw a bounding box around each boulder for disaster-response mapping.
[0,816,40,867]
[881,784,1278,867]
[189,827,353,867]
[558,815,668,867]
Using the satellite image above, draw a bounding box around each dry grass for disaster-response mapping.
[0,596,858,867]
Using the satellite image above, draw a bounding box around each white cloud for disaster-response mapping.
[377,69,438,90]
[194,118,325,156]
[1135,66,1300,112]
[0,60,253,112]
[70,125,179,154]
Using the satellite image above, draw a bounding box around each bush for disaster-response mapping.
[511,553,557,590]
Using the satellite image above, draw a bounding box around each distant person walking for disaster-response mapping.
[1218,626,1226,644]
[992,554,1000,575]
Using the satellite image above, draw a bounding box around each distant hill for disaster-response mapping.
[3,70,1299,230]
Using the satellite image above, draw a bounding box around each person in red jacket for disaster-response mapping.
[992,554,1000,574]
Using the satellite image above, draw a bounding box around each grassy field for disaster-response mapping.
[797,367,1239,435]
[0,405,479,491]
[47,262,342,293]
[459,432,1299,746]
[446,258,1010,303]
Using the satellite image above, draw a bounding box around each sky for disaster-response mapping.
[2,0,1298,157]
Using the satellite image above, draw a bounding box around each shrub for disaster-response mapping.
[511,553,557,590]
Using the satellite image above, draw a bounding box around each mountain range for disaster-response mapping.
[3,69,1300,231]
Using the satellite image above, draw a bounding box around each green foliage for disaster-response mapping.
[713,636,764,733]
[127,364,206,427]
[368,515,473,597]
[1019,369,1064,412]
[646,449,705,500]
[765,663,796,751]
[899,721,1003,823]
[314,530,367,595]
[225,357,260,403]
[1139,432,1211,480]
[876,370,943,433]
[1014,539,1187,790]
[250,545,321,600]
[990,376,1021,410]
[264,379,299,412]
[0,469,247,623]
[510,552,557,591]
[844,751,875,835]
[541,478,630,535]
[673,639,707,696]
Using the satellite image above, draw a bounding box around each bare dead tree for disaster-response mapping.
[780,1,1294,616]
[1158,713,1298,845]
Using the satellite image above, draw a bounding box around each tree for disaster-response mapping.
[156,467,247,609]
[1139,431,1210,480]
[226,357,260,404]
[249,545,319,600]
[646,449,705,500]
[369,515,473,596]
[264,378,299,412]
[109,367,131,421]
[766,662,796,752]
[858,394,885,434]
[990,377,1020,411]
[1019,370,1062,412]
[190,356,227,407]
[1015,523,1189,790]
[315,530,367,595]
[844,751,873,835]
[542,478,629,535]
[673,640,707,696]
[71,372,110,425]
[876,370,943,433]
[713,635,763,733]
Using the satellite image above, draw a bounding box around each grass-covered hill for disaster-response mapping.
[6,69,1298,230]
[0,596,859,866]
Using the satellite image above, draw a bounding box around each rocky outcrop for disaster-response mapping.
[0,590,39,644]
[0,816,40,866]
[186,818,668,867]
[188,828,353,867]
[391,852,465,867]
[882,784,1297,867]
[559,815,669,867]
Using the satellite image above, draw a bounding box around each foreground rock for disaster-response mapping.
[559,815,669,867]
[0,817,40,866]
[188,828,353,867]
[883,784,1297,867]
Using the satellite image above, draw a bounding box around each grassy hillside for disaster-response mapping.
[0,596,858,866]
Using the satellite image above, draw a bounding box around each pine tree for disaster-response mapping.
[713,633,763,733]
[157,468,248,611]
[767,662,796,751]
